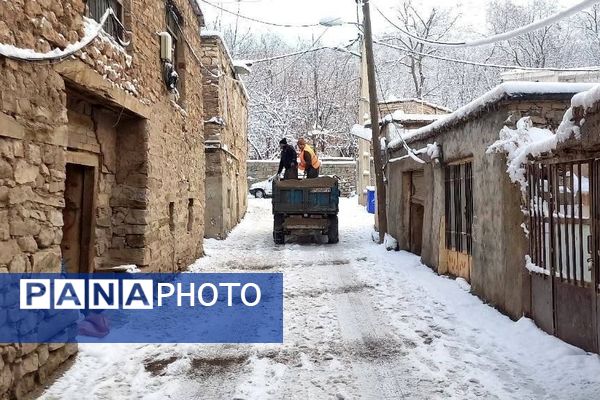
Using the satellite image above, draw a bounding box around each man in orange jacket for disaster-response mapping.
[297,138,321,178]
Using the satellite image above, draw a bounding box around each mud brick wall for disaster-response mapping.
[0,0,208,397]
[247,159,357,196]
[201,35,248,239]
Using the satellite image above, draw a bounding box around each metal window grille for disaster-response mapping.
[445,162,473,254]
[527,161,593,286]
[87,0,124,42]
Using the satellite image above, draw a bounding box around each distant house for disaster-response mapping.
[384,82,595,348]
[353,98,450,206]
[378,98,452,116]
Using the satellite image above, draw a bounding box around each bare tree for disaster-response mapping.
[487,0,573,68]
[577,4,600,64]
[382,0,459,98]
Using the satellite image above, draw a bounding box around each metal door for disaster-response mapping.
[527,160,598,352]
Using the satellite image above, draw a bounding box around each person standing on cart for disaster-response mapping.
[277,138,298,180]
[297,138,321,178]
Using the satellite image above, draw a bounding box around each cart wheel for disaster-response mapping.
[328,215,339,244]
[274,213,285,244]
[274,231,285,245]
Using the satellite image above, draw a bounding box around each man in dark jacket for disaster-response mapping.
[277,138,298,180]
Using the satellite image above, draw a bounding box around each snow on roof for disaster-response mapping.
[390,111,445,123]
[201,30,234,66]
[571,83,600,111]
[380,97,453,113]
[351,124,372,141]
[200,30,250,100]
[388,82,596,151]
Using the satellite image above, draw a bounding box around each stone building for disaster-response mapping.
[0,0,209,396]
[385,82,594,327]
[201,33,249,239]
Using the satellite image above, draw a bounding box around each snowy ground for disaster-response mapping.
[41,198,600,399]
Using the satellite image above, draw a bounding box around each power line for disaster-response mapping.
[247,45,359,64]
[198,0,322,28]
[374,39,600,72]
[247,28,329,84]
[374,0,600,48]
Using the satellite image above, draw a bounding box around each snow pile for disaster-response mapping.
[371,230,381,244]
[351,124,372,141]
[487,117,561,192]
[525,255,550,276]
[0,13,108,61]
[426,142,440,159]
[455,277,471,292]
[389,82,595,150]
[384,233,398,251]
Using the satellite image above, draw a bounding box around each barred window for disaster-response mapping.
[527,161,593,285]
[444,162,473,254]
[87,0,125,43]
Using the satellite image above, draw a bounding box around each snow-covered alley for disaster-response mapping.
[41,197,600,400]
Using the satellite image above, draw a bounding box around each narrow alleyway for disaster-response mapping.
[42,198,600,400]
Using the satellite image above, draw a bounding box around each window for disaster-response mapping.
[527,161,592,285]
[169,202,175,232]
[444,162,473,254]
[187,199,194,232]
[87,0,125,43]
[166,0,185,104]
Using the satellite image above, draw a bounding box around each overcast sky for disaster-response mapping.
[201,0,574,46]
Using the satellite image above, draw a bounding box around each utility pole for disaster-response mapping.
[357,27,370,206]
[361,0,387,243]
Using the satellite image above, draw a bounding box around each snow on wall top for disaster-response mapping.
[380,97,453,113]
[0,15,103,60]
[200,30,250,100]
[388,82,596,151]
[390,111,445,123]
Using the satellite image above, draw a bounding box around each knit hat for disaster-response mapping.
[279,138,287,145]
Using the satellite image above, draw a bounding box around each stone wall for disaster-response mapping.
[201,34,248,239]
[0,0,208,396]
[247,158,357,196]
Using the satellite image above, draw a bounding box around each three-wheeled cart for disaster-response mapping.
[271,177,340,244]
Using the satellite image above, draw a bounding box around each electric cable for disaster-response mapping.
[374,39,600,72]
[198,0,321,28]
[374,0,600,48]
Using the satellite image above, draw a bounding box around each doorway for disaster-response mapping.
[408,170,425,256]
[61,163,95,273]
[527,159,598,352]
